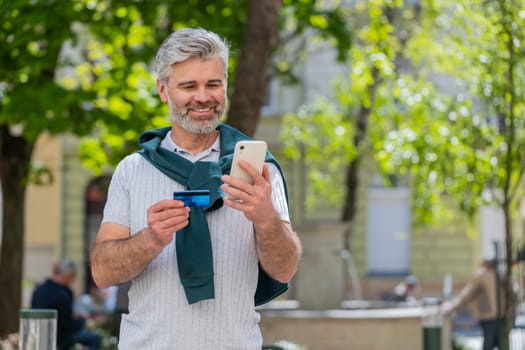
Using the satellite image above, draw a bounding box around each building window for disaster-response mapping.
[367,187,411,276]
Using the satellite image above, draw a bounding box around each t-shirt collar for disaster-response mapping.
[160,129,220,160]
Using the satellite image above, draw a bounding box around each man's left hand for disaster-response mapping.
[222,160,301,283]
[221,161,276,225]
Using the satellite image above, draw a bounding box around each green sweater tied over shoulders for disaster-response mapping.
[138,123,289,306]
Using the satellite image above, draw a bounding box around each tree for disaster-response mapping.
[226,0,281,135]
[380,1,525,347]
[1,0,98,336]
[282,0,524,348]
[281,0,425,252]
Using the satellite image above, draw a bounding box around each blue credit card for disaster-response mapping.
[173,190,211,207]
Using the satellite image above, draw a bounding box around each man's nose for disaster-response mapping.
[193,86,211,102]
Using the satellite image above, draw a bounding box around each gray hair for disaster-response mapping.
[54,258,77,276]
[155,27,230,83]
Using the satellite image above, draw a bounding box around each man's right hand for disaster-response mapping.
[91,199,190,288]
[146,199,190,250]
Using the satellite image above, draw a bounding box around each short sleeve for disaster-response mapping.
[102,160,131,228]
[267,163,290,223]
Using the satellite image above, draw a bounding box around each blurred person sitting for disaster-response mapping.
[31,258,102,350]
[442,259,502,350]
[393,275,419,305]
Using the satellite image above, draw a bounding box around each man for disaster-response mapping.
[90,27,302,349]
[31,259,102,350]
[442,259,502,350]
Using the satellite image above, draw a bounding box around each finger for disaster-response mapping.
[238,160,263,183]
[150,215,190,242]
[223,196,245,210]
[261,163,270,181]
[162,215,190,232]
[147,207,190,232]
[149,199,186,213]
[221,174,253,197]
[221,182,260,204]
[151,206,190,222]
[160,209,190,226]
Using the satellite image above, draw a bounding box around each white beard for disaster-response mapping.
[167,95,225,135]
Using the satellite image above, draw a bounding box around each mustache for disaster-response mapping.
[187,102,220,110]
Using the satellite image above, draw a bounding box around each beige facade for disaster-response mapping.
[23,133,93,304]
[23,133,61,304]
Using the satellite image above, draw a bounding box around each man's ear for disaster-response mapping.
[157,78,168,103]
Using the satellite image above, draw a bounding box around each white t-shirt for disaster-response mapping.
[102,131,289,350]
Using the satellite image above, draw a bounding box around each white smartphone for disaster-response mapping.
[229,140,267,185]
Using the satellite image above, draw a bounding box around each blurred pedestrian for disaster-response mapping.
[393,275,419,305]
[31,258,102,350]
[442,259,502,350]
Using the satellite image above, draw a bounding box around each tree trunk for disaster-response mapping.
[501,197,513,350]
[225,0,281,137]
[340,67,380,299]
[0,126,34,338]
[342,67,380,248]
[341,4,418,296]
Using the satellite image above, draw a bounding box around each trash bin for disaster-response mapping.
[422,297,442,350]
[19,309,57,350]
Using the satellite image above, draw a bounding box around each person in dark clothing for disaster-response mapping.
[31,259,102,350]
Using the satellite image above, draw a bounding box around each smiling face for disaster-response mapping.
[157,57,227,135]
